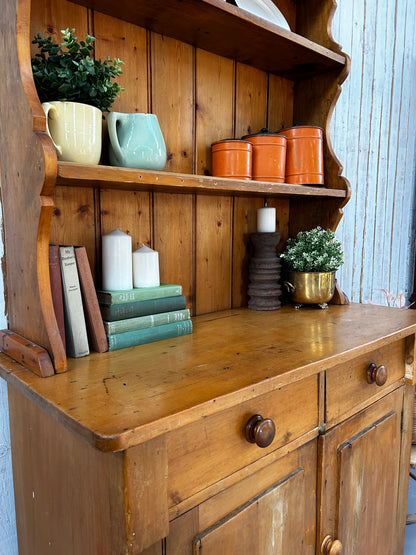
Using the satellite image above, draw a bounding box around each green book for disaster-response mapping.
[104,309,190,335]
[107,319,193,351]
[97,284,182,305]
[100,295,187,322]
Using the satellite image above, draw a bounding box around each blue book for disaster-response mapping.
[100,295,187,322]
[107,319,193,351]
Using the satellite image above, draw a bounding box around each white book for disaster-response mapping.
[59,246,90,358]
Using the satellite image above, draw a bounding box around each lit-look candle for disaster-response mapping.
[257,206,276,233]
[102,228,133,290]
[133,244,160,287]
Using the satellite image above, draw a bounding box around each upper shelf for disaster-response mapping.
[70,0,346,78]
[56,162,348,198]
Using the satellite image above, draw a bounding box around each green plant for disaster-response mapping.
[280,226,344,272]
[31,28,124,112]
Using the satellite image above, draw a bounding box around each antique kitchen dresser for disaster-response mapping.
[1,0,416,553]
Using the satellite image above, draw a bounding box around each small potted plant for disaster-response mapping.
[31,28,124,164]
[280,226,344,308]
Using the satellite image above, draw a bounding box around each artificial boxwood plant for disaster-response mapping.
[280,226,344,273]
[31,28,124,112]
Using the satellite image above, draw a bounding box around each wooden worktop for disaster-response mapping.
[1,303,415,452]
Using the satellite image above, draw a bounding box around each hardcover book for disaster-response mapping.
[59,246,89,358]
[107,319,193,351]
[49,245,66,350]
[97,283,182,305]
[75,246,108,353]
[104,308,190,335]
[100,295,187,322]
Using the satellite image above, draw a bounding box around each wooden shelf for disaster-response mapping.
[70,0,345,78]
[56,162,348,198]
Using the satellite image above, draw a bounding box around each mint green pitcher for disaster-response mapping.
[108,112,167,170]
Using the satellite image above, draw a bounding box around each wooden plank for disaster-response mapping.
[196,196,233,313]
[1,304,416,452]
[195,49,234,313]
[56,162,347,198]
[94,12,150,284]
[151,33,195,312]
[232,63,267,307]
[69,0,346,77]
[0,331,54,378]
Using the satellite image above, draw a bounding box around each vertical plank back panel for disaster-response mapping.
[94,14,150,284]
[196,195,233,314]
[232,64,268,308]
[195,50,234,177]
[195,49,235,313]
[152,34,195,310]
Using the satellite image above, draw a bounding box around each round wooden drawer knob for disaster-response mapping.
[366,362,387,386]
[245,414,276,448]
[321,535,343,554]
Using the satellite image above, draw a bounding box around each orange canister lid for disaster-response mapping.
[211,139,252,152]
[277,125,323,139]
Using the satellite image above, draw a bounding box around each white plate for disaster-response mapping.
[235,0,291,30]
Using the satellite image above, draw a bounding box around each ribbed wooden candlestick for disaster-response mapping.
[248,232,282,310]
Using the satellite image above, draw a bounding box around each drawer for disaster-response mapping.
[166,374,318,510]
[326,339,405,425]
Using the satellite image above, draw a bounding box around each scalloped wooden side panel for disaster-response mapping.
[0,0,66,372]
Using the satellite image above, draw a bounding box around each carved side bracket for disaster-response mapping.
[0,329,55,377]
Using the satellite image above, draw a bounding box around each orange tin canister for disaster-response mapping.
[211,139,252,180]
[278,126,324,185]
[243,129,287,183]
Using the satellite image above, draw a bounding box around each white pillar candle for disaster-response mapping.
[133,244,160,287]
[257,206,276,232]
[102,228,133,291]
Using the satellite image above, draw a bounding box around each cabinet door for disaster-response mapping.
[192,468,313,554]
[318,387,404,554]
[166,441,316,555]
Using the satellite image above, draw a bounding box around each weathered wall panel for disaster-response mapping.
[332,0,416,306]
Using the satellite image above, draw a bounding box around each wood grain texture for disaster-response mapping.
[8,387,169,554]
[69,0,345,77]
[1,304,416,453]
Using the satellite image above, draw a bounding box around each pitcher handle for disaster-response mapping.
[41,102,62,157]
[107,112,126,166]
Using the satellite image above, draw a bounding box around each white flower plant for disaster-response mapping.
[280,226,344,273]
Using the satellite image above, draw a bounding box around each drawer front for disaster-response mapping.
[167,375,318,510]
[326,339,405,424]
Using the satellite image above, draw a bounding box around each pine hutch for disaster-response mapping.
[0,0,416,553]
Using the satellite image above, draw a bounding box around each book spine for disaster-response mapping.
[107,320,193,351]
[59,246,90,358]
[100,296,187,322]
[104,309,190,335]
[49,245,66,351]
[75,247,108,353]
[97,284,182,305]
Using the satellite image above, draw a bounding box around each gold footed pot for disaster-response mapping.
[285,271,336,309]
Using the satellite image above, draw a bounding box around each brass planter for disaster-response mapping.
[285,271,336,306]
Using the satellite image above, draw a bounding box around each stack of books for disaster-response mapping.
[97,284,192,351]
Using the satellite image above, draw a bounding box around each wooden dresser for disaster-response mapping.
[0,0,415,553]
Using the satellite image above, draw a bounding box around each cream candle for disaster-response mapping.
[133,244,160,287]
[257,206,276,233]
[102,228,133,290]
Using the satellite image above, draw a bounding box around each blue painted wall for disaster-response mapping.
[331,0,416,306]
[1,1,416,553]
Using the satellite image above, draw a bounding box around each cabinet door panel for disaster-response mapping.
[337,411,399,554]
[319,387,403,554]
[193,468,313,554]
